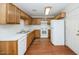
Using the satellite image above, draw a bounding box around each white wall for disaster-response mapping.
[64,3,79,54]
[0,24,21,34]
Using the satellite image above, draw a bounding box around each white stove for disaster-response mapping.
[40,21,48,38]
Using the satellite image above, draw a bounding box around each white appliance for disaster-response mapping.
[51,20,64,45]
[18,34,26,55]
[40,21,48,38]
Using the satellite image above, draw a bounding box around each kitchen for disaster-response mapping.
[0,3,79,55]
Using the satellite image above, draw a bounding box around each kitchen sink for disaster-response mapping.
[17,30,30,34]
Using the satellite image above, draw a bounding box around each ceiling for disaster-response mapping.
[14,3,69,18]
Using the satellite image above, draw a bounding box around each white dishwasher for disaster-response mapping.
[18,35,27,55]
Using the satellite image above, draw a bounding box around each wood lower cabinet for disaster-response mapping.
[0,41,18,55]
[34,30,40,39]
[48,30,51,39]
[0,30,50,55]
[27,31,35,49]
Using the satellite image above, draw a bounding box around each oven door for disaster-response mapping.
[40,28,48,38]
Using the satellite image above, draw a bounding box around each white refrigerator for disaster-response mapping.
[51,20,64,45]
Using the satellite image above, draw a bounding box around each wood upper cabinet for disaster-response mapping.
[6,4,16,24]
[32,18,41,25]
[20,11,32,25]
[15,7,20,24]
[0,4,7,24]
[20,11,26,19]
[6,4,20,24]
[32,18,53,25]
[55,12,66,19]
[47,19,51,25]
[24,18,32,25]
[34,30,40,38]
[0,3,20,24]
[0,3,32,24]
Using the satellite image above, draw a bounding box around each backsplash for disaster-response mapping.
[0,24,50,34]
[0,24,21,34]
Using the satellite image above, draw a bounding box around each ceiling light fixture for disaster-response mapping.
[45,7,51,15]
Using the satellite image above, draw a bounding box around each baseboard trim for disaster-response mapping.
[65,45,77,55]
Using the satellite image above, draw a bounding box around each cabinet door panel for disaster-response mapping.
[0,4,6,24]
[21,12,32,25]
[27,31,34,49]
[32,19,41,25]
[6,4,16,24]
[48,30,51,39]
[0,41,18,55]
[35,30,40,38]
[27,34,31,48]
[15,7,20,24]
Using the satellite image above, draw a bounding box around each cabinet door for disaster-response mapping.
[27,34,31,48]
[28,18,32,25]
[20,11,27,19]
[27,31,34,48]
[36,19,41,25]
[8,41,18,55]
[0,41,18,55]
[24,18,32,25]
[0,4,6,24]
[31,19,36,25]
[55,12,66,19]
[35,30,40,38]
[47,19,50,25]
[6,4,16,24]
[48,30,51,39]
[21,14,32,25]
[15,7,20,24]
[32,19,41,25]
[27,32,32,48]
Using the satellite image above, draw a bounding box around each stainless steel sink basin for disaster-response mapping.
[17,30,28,34]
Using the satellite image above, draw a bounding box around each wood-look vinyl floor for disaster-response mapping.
[26,39,76,55]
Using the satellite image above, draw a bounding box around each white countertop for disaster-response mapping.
[0,24,50,41]
[0,34,26,41]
